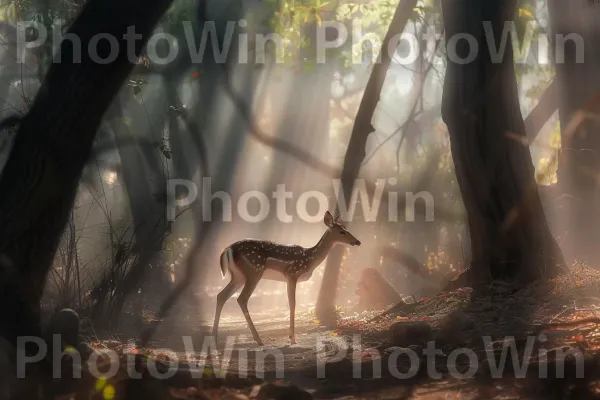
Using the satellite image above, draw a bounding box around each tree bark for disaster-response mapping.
[548,0,600,267]
[441,0,564,286]
[316,0,418,323]
[524,79,557,142]
[0,0,174,345]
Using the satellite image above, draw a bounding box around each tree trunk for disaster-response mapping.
[107,93,170,322]
[0,0,173,345]
[316,0,418,323]
[548,0,600,268]
[441,0,564,286]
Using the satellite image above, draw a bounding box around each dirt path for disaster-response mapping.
[84,266,600,399]
[144,310,533,399]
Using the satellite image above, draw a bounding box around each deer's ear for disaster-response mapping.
[324,211,334,227]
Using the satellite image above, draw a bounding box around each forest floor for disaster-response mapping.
[79,264,600,399]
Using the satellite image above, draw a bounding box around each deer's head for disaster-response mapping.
[324,211,361,246]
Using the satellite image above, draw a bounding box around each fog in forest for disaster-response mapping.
[0,0,583,342]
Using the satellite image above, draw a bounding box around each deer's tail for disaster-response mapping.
[219,247,233,279]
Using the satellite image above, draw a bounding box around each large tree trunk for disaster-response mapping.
[548,0,600,268]
[316,0,418,323]
[441,0,564,286]
[0,0,173,346]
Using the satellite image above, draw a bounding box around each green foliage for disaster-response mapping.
[534,121,560,185]
[336,0,405,69]
[253,0,441,72]
[0,0,17,23]
[514,0,552,80]
[336,0,398,24]
[516,0,536,41]
[260,0,321,66]
[164,0,196,22]
[525,74,553,100]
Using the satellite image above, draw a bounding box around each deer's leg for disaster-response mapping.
[213,279,242,343]
[237,276,263,346]
[287,278,298,345]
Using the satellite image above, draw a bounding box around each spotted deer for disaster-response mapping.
[213,211,361,346]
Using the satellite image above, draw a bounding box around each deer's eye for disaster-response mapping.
[340,231,346,235]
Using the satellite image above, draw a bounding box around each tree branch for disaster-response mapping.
[524,79,558,142]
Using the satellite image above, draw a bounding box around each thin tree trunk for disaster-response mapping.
[316,0,418,322]
[0,0,174,346]
[441,0,564,287]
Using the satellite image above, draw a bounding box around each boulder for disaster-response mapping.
[389,321,433,347]
[255,383,313,400]
[355,268,402,310]
[436,309,475,345]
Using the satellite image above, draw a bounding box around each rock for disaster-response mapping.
[76,342,102,367]
[436,310,475,345]
[383,346,403,355]
[45,309,84,397]
[223,374,263,389]
[323,357,354,379]
[389,321,433,347]
[383,345,422,356]
[443,309,475,329]
[169,387,212,400]
[46,308,80,346]
[254,383,313,400]
[222,393,250,400]
[315,380,357,397]
[355,267,402,311]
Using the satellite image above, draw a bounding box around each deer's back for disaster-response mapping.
[230,239,306,263]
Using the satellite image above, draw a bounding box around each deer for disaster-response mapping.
[212,211,361,346]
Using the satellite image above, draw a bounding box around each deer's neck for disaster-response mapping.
[307,231,336,270]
